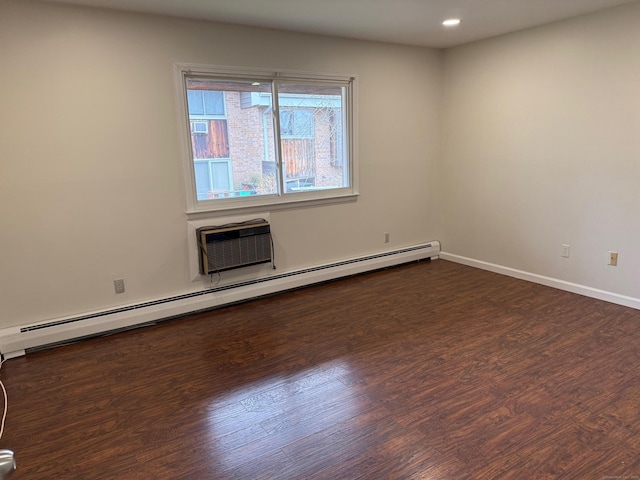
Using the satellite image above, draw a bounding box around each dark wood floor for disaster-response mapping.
[3,259,640,479]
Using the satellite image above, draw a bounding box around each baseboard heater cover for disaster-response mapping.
[0,242,440,358]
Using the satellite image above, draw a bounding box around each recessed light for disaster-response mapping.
[251,82,261,86]
[443,18,461,27]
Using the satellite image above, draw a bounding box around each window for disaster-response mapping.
[176,64,357,212]
[280,109,314,138]
[190,121,208,135]
[187,90,225,118]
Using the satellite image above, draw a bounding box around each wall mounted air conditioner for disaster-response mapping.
[196,220,272,274]
[190,121,208,134]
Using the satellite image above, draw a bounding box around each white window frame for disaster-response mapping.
[174,63,358,215]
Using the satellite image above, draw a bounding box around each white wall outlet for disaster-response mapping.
[608,251,618,266]
[114,278,126,294]
[561,244,571,258]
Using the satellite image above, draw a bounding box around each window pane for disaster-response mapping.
[278,83,347,193]
[203,91,224,116]
[186,78,278,200]
[194,161,211,201]
[280,109,314,138]
[187,90,204,115]
[295,110,314,137]
[210,161,231,191]
[280,110,293,136]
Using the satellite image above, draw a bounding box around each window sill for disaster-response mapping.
[186,192,358,220]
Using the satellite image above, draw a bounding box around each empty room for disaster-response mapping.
[1,0,640,478]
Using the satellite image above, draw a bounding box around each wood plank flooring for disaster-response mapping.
[3,259,640,479]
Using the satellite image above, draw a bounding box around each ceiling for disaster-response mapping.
[41,0,637,48]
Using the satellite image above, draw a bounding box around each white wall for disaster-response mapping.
[0,1,443,328]
[441,2,640,299]
[4,0,638,331]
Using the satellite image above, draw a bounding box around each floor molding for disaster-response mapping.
[440,252,640,311]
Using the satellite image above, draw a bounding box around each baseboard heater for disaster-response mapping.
[0,241,440,359]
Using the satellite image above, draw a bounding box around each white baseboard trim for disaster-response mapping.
[0,242,440,358]
[440,252,640,311]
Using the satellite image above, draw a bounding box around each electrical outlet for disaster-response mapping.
[608,251,618,266]
[114,278,125,294]
[561,244,571,258]
[384,232,390,243]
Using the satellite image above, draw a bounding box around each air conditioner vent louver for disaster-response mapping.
[197,220,272,274]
